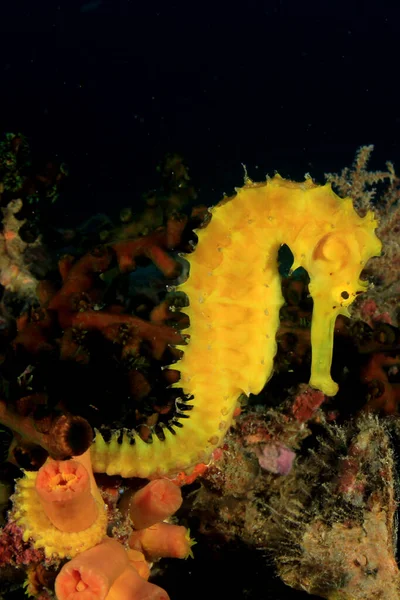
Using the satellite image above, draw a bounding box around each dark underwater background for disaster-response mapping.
[1,0,399,226]
[0,1,399,599]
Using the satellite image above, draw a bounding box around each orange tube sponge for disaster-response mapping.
[129,522,194,560]
[12,449,107,559]
[126,480,182,530]
[55,537,128,600]
[105,565,170,600]
[35,459,97,533]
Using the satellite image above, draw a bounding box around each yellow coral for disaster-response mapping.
[92,174,381,478]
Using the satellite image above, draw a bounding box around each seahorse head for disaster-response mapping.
[300,195,382,396]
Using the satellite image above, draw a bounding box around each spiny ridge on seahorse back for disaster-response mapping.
[91,174,381,478]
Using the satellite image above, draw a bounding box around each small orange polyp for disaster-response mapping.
[35,458,98,533]
[105,565,170,600]
[129,522,194,560]
[126,479,183,530]
[55,537,129,600]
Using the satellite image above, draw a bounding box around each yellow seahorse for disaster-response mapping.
[91,174,381,478]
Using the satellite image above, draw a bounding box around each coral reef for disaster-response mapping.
[267,416,400,599]
[0,138,399,599]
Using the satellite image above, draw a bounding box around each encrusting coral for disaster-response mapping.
[266,415,400,599]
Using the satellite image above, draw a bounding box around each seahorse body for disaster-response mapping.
[91,175,381,478]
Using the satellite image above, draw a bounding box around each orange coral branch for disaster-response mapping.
[361,352,400,414]
[13,308,56,355]
[71,311,182,360]
[111,216,187,276]
[49,247,112,328]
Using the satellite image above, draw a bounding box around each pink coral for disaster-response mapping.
[256,443,295,475]
[0,521,44,566]
[291,388,326,423]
